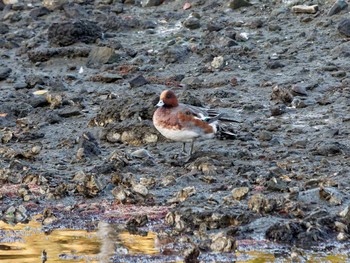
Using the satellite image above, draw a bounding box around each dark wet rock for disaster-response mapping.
[25,74,47,88]
[183,246,200,263]
[29,6,50,19]
[28,46,91,62]
[87,47,121,67]
[29,95,49,108]
[266,61,285,69]
[126,215,148,228]
[77,132,101,159]
[48,20,102,47]
[0,23,9,34]
[271,85,293,104]
[161,46,190,64]
[89,73,123,83]
[58,107,82,118]
[129,75,149,88]
[0,67,11,80]
[142,0,163,7]
[62,2,88,18]
[270,104,287,116]
[338,19,350,37]
[103,15,141,31]
[0,1,4,11]
[183,15,200,30]
[228,0,252,9]
[290,84,308,96]
[206,21,224,32]
[259,130,272,141]
[328,0,348,16]
[312,142,345,156]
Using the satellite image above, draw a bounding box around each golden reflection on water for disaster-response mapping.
[0,216,348,263]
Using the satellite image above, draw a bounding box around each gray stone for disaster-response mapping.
[338,19,350,37]
[0,67,11,80]
[328,0,348,16]
[228,0,252,9]
[87,47,121,66]
[48,20,102,47]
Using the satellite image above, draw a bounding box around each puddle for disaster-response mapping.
[0,216,349,262]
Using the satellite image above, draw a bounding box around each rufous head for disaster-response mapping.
[156,90,179,107]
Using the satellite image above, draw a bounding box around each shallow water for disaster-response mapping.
[0,217,348,263]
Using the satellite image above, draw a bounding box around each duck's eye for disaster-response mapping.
[166,94,172,99]
[185,111,191,116]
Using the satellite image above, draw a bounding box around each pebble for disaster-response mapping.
[211,56,224,69]
[231,187,249,200]
[183,15,200,29]
[338,19,350,37]
[42,0,68,10]
[328,0,348,16]
[291,5,318,14]
[129,75,149,88]
[0,67,11,80]
[87,47,121,66]
[228,0,252,9]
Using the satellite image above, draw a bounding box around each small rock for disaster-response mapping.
[210,232,236,252]
[48,20,102,47]
[133,184,148,196]
[291,5,319,14]
[183,15,200,29]
[0,67,11,81]
[29,7,50,19]
[129,75,148,88]
[259,130,272,141]
[127,215,148,228]
[77,132,101,158]
[183,2,191,10]
[43,0,68,10]
[141,0,163,7]
[266,61,285,69]
[270,104,286,116]
[338,19,350,37]
[87,47,121,66]
[328,0,348,16]
[0,23,9,34]
[231,187,249,200]
[211,56,225,69]
[228,0,252,9]
[312,142,344,156]
[130,148,152,158]
[184,246,200,263]
[271,85,293,104]
[3,0,18,4]
[337,232,348,241]
[339,204,350,224]
[58,107,82,118]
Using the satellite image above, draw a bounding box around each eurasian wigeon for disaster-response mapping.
[153,90,226,155]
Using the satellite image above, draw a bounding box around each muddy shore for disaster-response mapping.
[0,0,350,261]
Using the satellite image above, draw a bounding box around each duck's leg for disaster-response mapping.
[182,142,187,154]
[189,139,195,155]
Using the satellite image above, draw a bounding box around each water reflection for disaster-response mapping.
[0,216,348,263]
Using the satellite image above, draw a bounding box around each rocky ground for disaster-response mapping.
[0,0,350,261]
